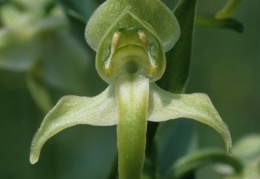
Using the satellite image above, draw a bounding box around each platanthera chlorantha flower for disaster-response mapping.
[30,0,232,178]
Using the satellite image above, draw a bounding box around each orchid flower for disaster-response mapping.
[30,0,232,178]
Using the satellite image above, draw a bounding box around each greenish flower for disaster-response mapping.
[30,0,232,178]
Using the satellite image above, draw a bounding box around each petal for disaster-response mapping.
[85,0,180,52]
[115,73,149,179]
[148,83,232,153]
[30,85,117,164]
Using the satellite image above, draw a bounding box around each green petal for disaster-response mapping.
[30,85,117,164]
[85,0,180,52]
[148,83,232,153]
[115,73,149,179]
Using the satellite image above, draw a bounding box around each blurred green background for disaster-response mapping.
[0,0,259,178]
[190,0,260,147]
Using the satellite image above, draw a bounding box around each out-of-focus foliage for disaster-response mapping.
[0,0,103,112]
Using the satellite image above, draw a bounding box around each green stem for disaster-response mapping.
[196,14,243,33]
[216,0,243,19]
[170,150,244,178]
[115,73,149,179]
